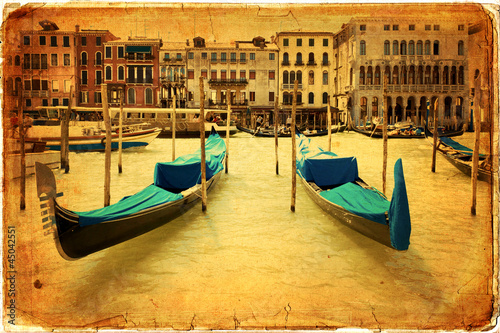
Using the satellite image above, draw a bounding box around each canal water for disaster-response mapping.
[4,130,495,331]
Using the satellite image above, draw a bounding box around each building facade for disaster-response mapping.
[334,17,470,126]
[185,36,279,113]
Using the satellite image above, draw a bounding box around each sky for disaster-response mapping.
[2,2,489,45]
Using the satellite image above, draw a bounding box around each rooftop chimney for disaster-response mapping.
[75,25,80,32]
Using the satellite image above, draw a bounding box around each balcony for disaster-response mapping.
[161,75,186,84]
[23,90,49,97]
[295,61,304,66]
[209,99,248,106]
[126,78,154,84]
[125,54,155,61]
[208,78,248,86]
[282,83,303,90]
[281,61,290,66]
[307,61,317,66]
[94,60,103,66]
[322,61,330,66]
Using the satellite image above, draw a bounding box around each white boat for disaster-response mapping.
[25,122,161,152]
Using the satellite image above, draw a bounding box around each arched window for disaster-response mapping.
[297,71,302,84]
[392,66,399,84]
[417,66,424,84]
[81,52,88,66]
[14,77,21,95]
[409,65,415,84]
[283,71,289,84]
[322,71,328,85]
[393,41,399,55]
[350,68,354,85]
[359,66,365,85]
[367,66,373,85]
[15,55,21,66]
[105,66,112,81]
[309,70,314,85]
[416,40,423,55]
[308,52,315,65]
[360,97,368,118]
[283,92,290,105]
[118,66,125,81]
[400,41,407,55]
[384,40,390,55]
[372,97,379,117]
[128,88,135,104]
[145,88,153,105]
[451,66,457,85]
[322,92,328,104]
[360,40,366,55]
[424,40,431,55]
[296,52,302,65]
[432,65,439,84]
[425,66,431,84]
[296,92,302,104]
[433,40,439,55]
[458,41,464,55]
[95,52,102,65]
[374,66,381,85]
[6,77,13,95]
[283,52,289,64]
[409,41,415,55]
[456,97,464,118]
[443,66,449,85]
[322,53,328,65]
[458,66,464,85]
[384,66,391,84]
[308,92,314,105]
[290,71,295,84]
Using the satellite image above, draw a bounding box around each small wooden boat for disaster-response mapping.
[296,131,411,250]
[26,123,161,152]
[237,124,346,137]
[35,129,226,259]
[428,134,492,183]
[351,123,425,139]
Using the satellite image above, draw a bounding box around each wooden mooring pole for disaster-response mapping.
[200,77,207,211]
[291,80,298,212]
[172,94,177,161]
[382,77,388,195]
[61,86,72,172]
[18,81,26,210]
[431,98,439,173]
[274,96,279,174]
[118,88,123,173]
[102,84,112,207]
[327,95,332,152]
[226,89,231,173]
[471,73,483,215]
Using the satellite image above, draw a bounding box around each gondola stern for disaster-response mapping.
[388,158,411,251]
[35,162,58,199]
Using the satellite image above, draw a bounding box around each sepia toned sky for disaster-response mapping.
[2,2,488,46]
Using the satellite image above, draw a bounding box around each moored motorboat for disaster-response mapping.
[35,129,226,259]
[237,124,346,137]
[295,131,411,250]
[26,123,161,152]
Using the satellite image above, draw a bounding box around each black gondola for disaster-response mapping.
[35,129,226,259]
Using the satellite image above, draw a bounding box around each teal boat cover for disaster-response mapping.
[296,132,411,250]
[296,135,358,187]
[76,131,226,226]
[77,185,183,226]
[319,183,390,225]
[388,158,411,250]
[154,132,226,190]
[440,137,473,155]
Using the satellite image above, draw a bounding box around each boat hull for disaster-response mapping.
[299,177,393,248]
[52,172,222,259]
[440,151,492,183]
[27,128,161,152]
[237,124,346,137]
